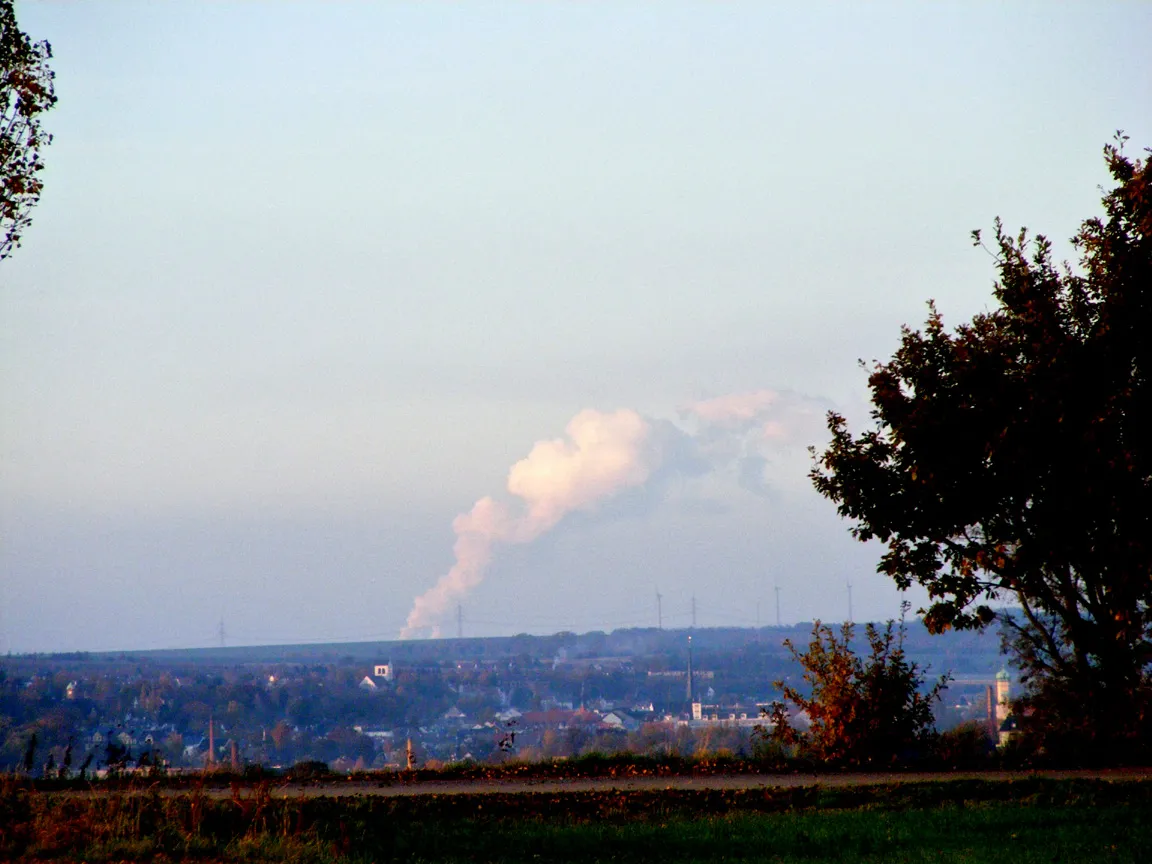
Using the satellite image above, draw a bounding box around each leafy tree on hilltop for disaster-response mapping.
[0,0,55,260]
[810,135,1152,759]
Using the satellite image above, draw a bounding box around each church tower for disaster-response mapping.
[995,668,1011,724]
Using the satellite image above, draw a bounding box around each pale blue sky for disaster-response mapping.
[2,3,1149,651]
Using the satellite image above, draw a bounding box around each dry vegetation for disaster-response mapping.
[3,773,1150,862]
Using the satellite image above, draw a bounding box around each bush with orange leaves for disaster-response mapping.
[767,606,948,767]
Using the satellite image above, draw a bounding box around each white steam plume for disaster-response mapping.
[683,388,828,444]
[401,409,660,638]
[400,390,832,638]
[682,388,832,496]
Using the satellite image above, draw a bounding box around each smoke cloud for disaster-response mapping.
[401,409,663,638]
[682,388,832,496]
[683,388,828,444]
[400,390,831,638]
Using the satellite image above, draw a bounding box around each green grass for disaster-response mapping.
[398,805,1144,863]
[3,778,1149,862]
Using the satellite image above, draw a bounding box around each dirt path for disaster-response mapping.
[262,767,1152,798]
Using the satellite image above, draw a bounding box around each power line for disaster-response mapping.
[191,596,796,653]
[689,602,760,625]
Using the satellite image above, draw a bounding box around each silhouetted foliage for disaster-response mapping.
[60,738,72,779]
[285,759,332,781]
[21,732,35,774]
[103,732,130,773]
[934,721,997,770]
[811,136,1152,758]
[768,609,946,765]
[0,0,55,259]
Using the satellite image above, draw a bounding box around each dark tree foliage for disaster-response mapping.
[21,732,35,774]
[769,610,946,766]
[810,136,1152,758]
[0,0,55,259]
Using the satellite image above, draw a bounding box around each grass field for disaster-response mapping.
[2,777,1148,862]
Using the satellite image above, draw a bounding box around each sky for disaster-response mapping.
[1,3,1150,652]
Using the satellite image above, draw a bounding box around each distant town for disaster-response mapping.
[1,622,1007,774]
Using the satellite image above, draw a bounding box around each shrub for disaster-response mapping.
[770,605,948,766]
[285,760,331,781]
[933,722,995,770]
